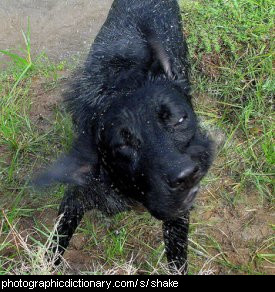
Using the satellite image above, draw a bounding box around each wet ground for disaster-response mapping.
[0,0,113,62]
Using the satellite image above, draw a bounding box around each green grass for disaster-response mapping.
[0,0,274,275]
[0,20,73,274]
[179,0,274,274]
[180,0,274,203]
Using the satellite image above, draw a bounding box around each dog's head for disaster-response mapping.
[96,82,213,220]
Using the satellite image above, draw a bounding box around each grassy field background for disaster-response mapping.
[0,0,274,274]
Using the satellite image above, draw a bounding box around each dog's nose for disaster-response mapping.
[169,165,198,189]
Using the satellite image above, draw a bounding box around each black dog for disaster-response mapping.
[34,0,213,273]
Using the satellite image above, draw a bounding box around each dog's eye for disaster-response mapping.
[116,145,128,151]
[120,129,141,150]
[174,113,188,127]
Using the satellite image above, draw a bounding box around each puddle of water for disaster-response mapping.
[0,0,113,63]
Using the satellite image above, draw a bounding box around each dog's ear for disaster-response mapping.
[32,134,98,188]
[140,25,173,79]
[147,35,173,79]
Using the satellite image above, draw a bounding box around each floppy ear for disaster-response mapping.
[141,25,191,98]
[147,35,173,79]
[32,134,98,188]
[140,25,173,79]
[147,36,192,97]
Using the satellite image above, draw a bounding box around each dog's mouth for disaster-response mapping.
[182,185,199,210]
[146,185,200,221]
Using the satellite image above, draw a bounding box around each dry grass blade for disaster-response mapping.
[1,211,68,275]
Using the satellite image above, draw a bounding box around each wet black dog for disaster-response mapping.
[34,0,213,273]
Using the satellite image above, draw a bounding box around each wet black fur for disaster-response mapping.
[34,0,214,274]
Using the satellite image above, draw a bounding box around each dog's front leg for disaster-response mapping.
[162,211,190,274]
[50,186,93,265]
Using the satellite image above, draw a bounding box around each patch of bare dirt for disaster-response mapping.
[29,71,70,128]
[199,53,224,80]
[193,176,274,274]
[63,250,96,273]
